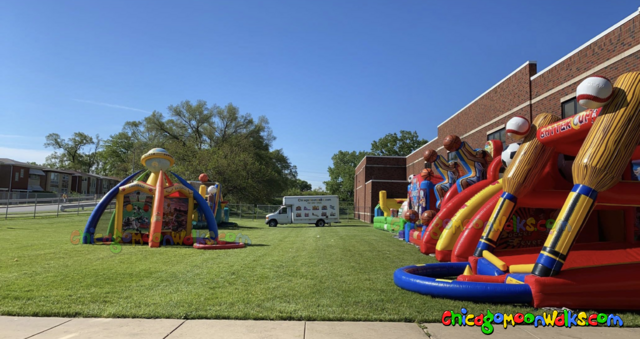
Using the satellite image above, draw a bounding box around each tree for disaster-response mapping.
[295,179,312,192]
[370,130,427,156]
[43,132,100,172]
[324,150,370,201]
[93,100,301,204]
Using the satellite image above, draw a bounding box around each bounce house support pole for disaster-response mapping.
[172,172,219,240]
[82,170,142,244]
[149,170,165,248]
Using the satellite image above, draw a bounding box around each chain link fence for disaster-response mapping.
[0,192,114,219]
[0,192,358,222]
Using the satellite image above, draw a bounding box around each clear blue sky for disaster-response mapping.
[1,1,637,188]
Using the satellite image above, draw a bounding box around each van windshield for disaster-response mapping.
[279,207,287,214]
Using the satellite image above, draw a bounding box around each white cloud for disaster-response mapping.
[0,147,51,164]
[73,99,151,114]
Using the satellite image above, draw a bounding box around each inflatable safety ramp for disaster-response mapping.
[394,244,640,309]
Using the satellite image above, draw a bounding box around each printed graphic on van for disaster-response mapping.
[312,206,319,210]
[321,212,327,217]
[322,205,327,210]
[330,205,335,210]
[305,213,309,217]
[296,213,301,217]
[296,206,301,211]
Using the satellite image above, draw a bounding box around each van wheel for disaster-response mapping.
[268,220,278,227]
[316,220,325,227]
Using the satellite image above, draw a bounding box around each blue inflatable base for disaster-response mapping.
[394,262,533,304]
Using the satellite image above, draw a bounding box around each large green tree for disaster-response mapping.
[370,130,427,156]
[92,100,299,204]
[43,132,101,172]
[324,150,370,201]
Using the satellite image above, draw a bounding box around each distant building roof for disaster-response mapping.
[0,158,120,181]
[0,158,45,169]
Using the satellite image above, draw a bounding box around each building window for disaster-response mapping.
[20,169,24,178]
[61,175,69,189]
[15,173,19,181]
[487,128,506,145]
[562,97,586,119]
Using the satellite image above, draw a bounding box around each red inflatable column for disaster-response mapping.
[149,170,165,248]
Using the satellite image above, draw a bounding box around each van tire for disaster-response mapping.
[268,220,278,227]
[316,220,325,227]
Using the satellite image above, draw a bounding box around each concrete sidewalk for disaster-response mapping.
[1,316,639,339]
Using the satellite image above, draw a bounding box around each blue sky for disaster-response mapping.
[1,1,637,188]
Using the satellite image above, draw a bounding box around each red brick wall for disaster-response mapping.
[354,11,640,223]
[10,166,30,191]
[0,165,11,190]
[354,156,408,222]
[438,62,536,151]
[531,15,640,118]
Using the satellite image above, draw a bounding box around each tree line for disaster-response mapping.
[323,130,427,201]
[43,100,312,204]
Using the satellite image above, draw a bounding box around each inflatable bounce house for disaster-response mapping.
[373,190,407,233]
[82,148,245,250]
[395,73,640,310]
[190,173,236,229]
[402,138,498,247]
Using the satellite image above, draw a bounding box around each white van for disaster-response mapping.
[266,195,340,227]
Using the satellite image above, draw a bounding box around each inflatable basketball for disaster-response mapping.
[403,209,419,223]
[443,135,462,152]
[423,149,438,163]
[576,75,613,109]
[420,210,436,225]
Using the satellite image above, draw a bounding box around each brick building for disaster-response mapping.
[355,9,640,222]
[0,158,119,195]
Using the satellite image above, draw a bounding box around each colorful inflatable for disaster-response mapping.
[82,148,245,250]
[395,72,640,310]
[373,191,407,233]
[419,139,502,259]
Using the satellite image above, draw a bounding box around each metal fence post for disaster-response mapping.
[77,196,80,216]
[33,194,37,219]
[254,205,257,220]
[239,204,242,219]
[5,193,9,220]
[56,194,60,217]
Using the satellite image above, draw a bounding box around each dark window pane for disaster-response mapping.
[576,100,587,114]
[562,99,576,119]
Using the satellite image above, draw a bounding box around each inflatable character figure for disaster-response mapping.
[424,149,458,209]
[443,135,491,191]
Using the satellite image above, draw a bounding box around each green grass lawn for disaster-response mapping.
[1,216,639,325]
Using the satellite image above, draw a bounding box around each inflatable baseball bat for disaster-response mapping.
[532,72,640,277]
[473,113,560,257]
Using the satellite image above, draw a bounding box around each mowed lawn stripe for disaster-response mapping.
[1,216,639,325]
